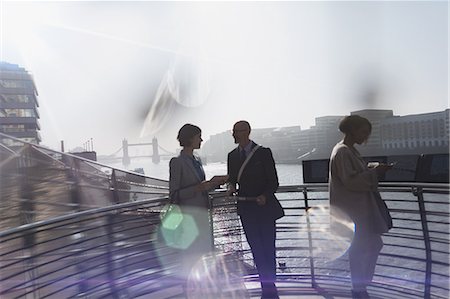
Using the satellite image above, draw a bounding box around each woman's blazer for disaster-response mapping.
[169,153,209,208]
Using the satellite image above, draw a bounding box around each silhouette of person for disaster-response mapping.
[169,124,228,287]
[227,120,284,299]
[329,115,393,299]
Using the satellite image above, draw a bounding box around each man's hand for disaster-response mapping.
[210,175,230,186]
[226,184,237,197]
[255,194,266,206]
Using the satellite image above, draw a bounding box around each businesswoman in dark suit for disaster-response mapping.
[169,124,227,283]
[227,120,284,299]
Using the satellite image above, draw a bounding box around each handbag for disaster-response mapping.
[373,191,393,232]
[158,183,197,248]
[158,189,184,248]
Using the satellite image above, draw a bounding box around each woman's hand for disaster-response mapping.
[197,181,212,191]
[374,163,393,176]
[198,175,230,192]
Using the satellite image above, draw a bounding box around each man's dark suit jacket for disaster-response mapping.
[227,143,284,220]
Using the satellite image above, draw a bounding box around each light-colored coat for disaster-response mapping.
[329,142,391,234]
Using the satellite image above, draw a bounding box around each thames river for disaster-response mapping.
[111,157,304,185]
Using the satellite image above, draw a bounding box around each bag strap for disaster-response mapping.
[237,145,261,183]
[169,182,199,204]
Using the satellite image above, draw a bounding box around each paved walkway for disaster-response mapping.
[134,277,432,299]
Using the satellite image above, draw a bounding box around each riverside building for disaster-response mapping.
[0,62,41,148]
[203,109,449,163]
[380,109,450,153]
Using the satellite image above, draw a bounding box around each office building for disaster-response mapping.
[381,109,449,152]
[350,109,394,155]
[0,62,41,148]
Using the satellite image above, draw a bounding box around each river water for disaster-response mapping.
[112,157,303,185]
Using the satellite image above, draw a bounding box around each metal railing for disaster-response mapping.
[0,198,177,298]
[211,182,449,299]
[1,184,448,298]
[0,135,449,298]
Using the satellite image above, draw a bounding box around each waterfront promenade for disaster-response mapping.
[0,137,448,298]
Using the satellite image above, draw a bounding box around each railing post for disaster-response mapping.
[209,197,215,252]
[105,214,120,298]
[67,159,89,296]
[18,148,39,298]
[19,153,35,244]
[414,186,432,299]
[302,187,317,288]
[106,170,122,298]
[111,169,120,204]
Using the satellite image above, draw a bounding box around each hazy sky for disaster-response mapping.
[1,1,448,154]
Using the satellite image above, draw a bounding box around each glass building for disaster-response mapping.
[0,62,41,147]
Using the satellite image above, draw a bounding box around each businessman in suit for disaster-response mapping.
[227,120,285,299]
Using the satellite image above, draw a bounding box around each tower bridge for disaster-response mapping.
[98,137,175,167]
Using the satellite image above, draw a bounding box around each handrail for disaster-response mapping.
[0,135,448,298]
[416,186,432,299]
[212,182,449,298]
[0,196,167,238]
[0,131,168,184]
[0,182,448,298]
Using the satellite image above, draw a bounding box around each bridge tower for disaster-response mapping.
[122,139,130,168]
[152,137,160,164]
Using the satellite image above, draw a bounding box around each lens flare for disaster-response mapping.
[306,205,354,261]
[159,205,199,250]
[167,52,212,108]
[140,72,177,137]
[185,252,250,299]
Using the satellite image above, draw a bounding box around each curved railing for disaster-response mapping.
[0,183,448,298]
[0,197,175,298]
[212,182,449,299]
[0,134,448,298]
